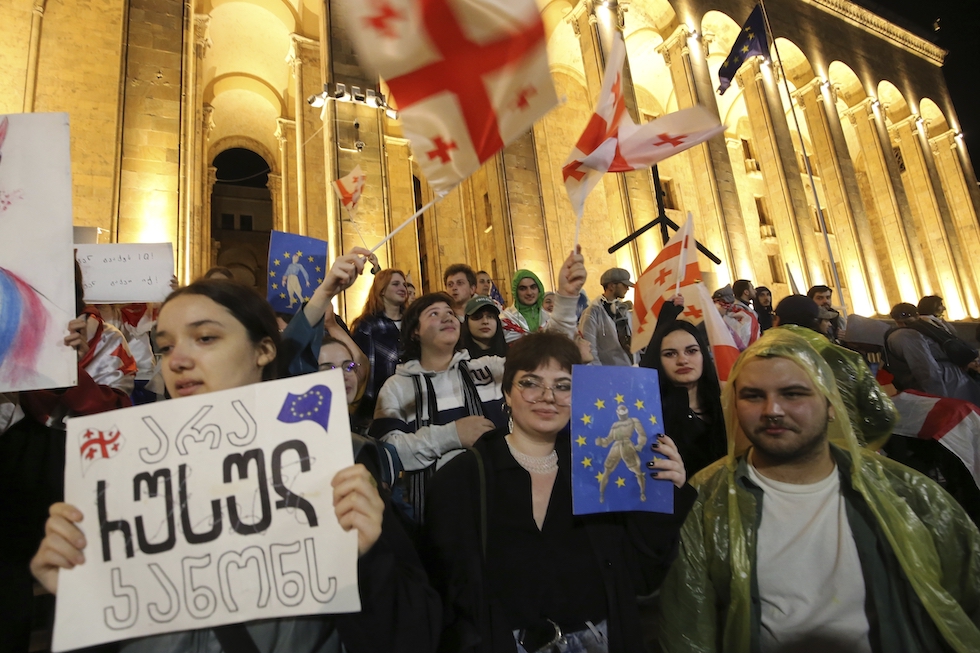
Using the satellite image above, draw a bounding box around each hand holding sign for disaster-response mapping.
[647,434,687,488]
[331,465,384,556]
[31,502,86,594]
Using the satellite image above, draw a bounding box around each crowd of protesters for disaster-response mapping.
[3,245,980,653]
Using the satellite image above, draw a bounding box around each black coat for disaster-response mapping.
[421,430,695,653]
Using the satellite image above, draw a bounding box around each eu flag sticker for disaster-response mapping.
[570,365,672,515]
[267,231,328,314]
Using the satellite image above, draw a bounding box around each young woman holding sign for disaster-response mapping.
[30,248,440,653]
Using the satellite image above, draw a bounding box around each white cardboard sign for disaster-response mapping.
[53,371,360,651]
[75,243,175,304]
[0,113,77,392]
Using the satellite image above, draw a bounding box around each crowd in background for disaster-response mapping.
[3,245,980,653]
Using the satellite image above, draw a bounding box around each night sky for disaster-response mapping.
[860,0,980,163]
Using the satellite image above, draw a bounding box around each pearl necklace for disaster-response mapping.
[507,439,558,474]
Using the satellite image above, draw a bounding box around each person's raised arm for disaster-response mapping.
[546,246,586,339]
[303,247,378,326]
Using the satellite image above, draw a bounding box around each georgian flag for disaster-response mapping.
[332,165,366,217]
[340,0,557,195]
[630,216,739,382]
[563,33,725,219]
[890,390,980,488]
[631,217,701,353]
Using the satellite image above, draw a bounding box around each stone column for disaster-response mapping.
[23,0,47,112]
[205,166,217,269]
[842,99,921,301]
[286,35,314,235]
[735,59,820,288]
[725,137,769,284]
[198,102,215,279]
[892,117,971,316]
[657,25,748,282]
[794,79,880,314]
[931,130,980,316]
[267,173,283,236]
[275,118,296,232]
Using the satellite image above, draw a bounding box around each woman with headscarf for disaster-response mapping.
[502,269,549,343]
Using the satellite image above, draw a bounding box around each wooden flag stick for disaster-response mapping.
[370,197,439,254]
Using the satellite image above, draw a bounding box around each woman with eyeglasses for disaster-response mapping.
[371,252,589,520]
[422,332,694,653]
[30,250,440,653]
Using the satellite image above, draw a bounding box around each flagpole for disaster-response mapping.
[757,0,847,316]
[675,211,692,296]
[370,197,439,254]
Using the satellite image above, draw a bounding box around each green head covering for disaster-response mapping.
[510,269,545,332]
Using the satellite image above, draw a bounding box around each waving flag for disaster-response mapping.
[340,0,557,195]
[693,282,740,383]
[891,390,980,488]
[332,165,366,217]
[717,5,769,95]
[631,217,700,353]
[563,33,725,219]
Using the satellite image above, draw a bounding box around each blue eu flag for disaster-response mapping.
[717,5,769,95]
[277,385,332,433]
[267,230,329,314]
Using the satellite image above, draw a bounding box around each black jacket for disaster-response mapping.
[422,430,696,653]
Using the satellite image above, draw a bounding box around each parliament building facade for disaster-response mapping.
[3,0,979,320]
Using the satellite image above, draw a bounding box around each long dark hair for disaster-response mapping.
[161,279,281,380]
[460,306,507,359]
[399,292,460,362]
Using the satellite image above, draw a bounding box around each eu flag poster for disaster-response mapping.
[267,231,328,314]
[570,365,672,515]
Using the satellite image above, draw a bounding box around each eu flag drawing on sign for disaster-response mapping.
[277,384,332,433]
[267,231,328,314]
[717,4,769,95]
[570,365,672,515]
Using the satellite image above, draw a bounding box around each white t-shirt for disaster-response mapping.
[748,460,872,653]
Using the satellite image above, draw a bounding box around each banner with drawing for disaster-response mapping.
[52,371,360,651]
[0,113,77,392]
[76,243,175,304]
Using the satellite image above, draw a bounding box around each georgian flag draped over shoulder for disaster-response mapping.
[562,33,725,219]
[890,390,980,488]
[332,165,366,217]
[340,0,557,195]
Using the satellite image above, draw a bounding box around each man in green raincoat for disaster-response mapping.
[660,329,980,653]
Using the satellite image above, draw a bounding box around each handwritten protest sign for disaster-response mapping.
[0,113,77,392]
[570,365,672,515]
[53,370,360,651]
[76,243,175,304]
[267,231,328,314]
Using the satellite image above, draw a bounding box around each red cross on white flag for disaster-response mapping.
[332,165,366,217]
[563,33,726,219]
[630,215,739,382]
[341,0,557,195]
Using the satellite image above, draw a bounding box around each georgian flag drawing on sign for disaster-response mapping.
[341,0,557,195]
[563,32,726,220]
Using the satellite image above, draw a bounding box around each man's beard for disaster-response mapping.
[748,419,829,464]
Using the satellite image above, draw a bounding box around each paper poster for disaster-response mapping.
[570,365,672,515]
[0,113,77,392]
[76,243,175,304]
[53,370,360,651]
[266,231,328,314]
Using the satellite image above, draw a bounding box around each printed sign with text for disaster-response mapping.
[53,371,360,651]
[75,243,175,304]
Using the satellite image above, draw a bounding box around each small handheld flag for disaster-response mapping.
[717,5,768,95]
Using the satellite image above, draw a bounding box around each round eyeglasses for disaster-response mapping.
[515,377,572,406]
[319,360,359,374]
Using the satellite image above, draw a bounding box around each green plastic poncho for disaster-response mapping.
[510,269,546,332]
[660,328,980,653]
[777,324,897,450]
